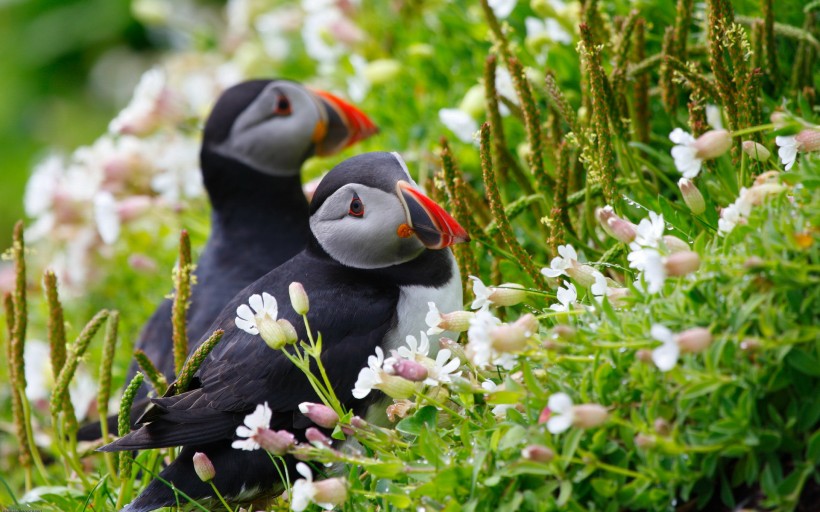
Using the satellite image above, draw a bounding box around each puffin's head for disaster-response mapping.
[202,79,377,176]
[309,152,469,269]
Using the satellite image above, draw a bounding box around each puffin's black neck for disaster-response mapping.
[306,236,454,288]
[200,150,309,262]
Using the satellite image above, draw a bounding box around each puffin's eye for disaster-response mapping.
[273,95,292,116]
[348,194,364,218]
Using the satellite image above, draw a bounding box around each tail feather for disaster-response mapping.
[99,419,235,452]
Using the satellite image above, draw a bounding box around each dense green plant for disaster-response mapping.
[1,0,818,510]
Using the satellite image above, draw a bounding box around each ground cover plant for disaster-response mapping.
[0,0,818,510]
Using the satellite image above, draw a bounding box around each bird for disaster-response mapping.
[100,151,469,511]
[77,79,377,441]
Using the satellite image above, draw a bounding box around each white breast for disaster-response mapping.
[381,251,462,357]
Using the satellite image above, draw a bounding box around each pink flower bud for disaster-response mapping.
[388,358,428,382]
[305,426,332,447]
[693,130,732,160]
[128,254,158,273]
[608,217,638,244]
[677,178,705,215]
[312,477,349,506]
[743,256,765,269]
[298,402,339,429]
[288,282,309,315]
[513,314,539,337]
[552,325,576,340]
[490,324,529,353]
[742,141,771,161]
[193,452,216,482]
[636,349,653,363]
[653,418,671,435]
[117,195,152,221]
[256,429,296,455]
[795,129,820,152]
[634,433,655,448]
[676,327,712,353]
[572,404,609,428]
[770,111,788,128]
[663,235,690,254]
[488,283,528,306]
[521,444,555,463]
[595,206,617,236]
[566,264,597,288]
[664,251,700,276]
[350,416,368,429]
[606,287,630,307]
[439,310,474,332]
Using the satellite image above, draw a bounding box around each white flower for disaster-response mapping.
[590,270,608,302]
[546,392,574,434]
[630,211,665,249]
[346,54,370,103]
[488,0,517,19]
[466,307,515,369]
[525,17,572,45]
[494,66,518,115]
[705,104,723,130]
[301,8,345,66]
[439,108,478,144]
[235,292,278,335]
[650,324,679,372]
[397,332,431,361]
[232,402,273,450]
[549,281,577,312]
[25,154,63,217]
[627,248,666,294]
[669,128,702,179]
[23,340,97,420]
[93,191,120,245]
[541,244,578,278]
[424,349,461,386]
[469,276,492,310]
[425,302,444,335]
[109,68,179,135]
[151,135,203,204]
[291,462,323,511]
[352,347,387,399]
[481,380,515,416]
[775,135,798,171]
[717,188,754,235]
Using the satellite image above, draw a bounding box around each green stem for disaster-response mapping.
[729,123,775,138]
[18,386,50,484]
[208,481,234,512]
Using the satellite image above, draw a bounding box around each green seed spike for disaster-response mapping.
[543,72,579,136]
[479,122,547,289]
[548,142,572,253]
[706,0,738,130]
[9,222,32,471]
[673,0,695,59]
[688,93,708,138]
[439,139,479,291]
[483,54,535,196]
[43,271,78,435]
[118,372,144,479]
[172,230,194,376]
[175,329,224,395]
[134,349,169,395]
[50,310,109,420]
[665,57,721,102]
[579,23,617,203]
[98,311,119,480]
[631,19,650,144]
[761,0,778,93]
[660,27,677,114]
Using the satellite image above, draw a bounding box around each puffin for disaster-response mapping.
[78,79,377,440]
[101,151,468,511]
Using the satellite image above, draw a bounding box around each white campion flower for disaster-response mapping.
[590,270,608,302]
[235,292,278,335]
[470,276,493,310]
[705,104,723,130]
[481,380,515,417]
[650,324,679,372]
[397,332,431,361]
[93,191,120,245]
[525,17,572,45]
[549,281,577,312]
[424,349,461,386]
[627,248,666,294]
[109,68,180,135]
[541,244,578,279]
[151,135,203,204]
[545,392,574,434]
[439,108,478,144]
[488,0,516,19]
[352,347,417,399]
[232,402,273,450]
[669,128,701,178]
[290,462,348,511]
[466,307,515,370]
[425,302,445,335]
[775,135,798,171]
[630,211,666,250]
[25,154,63,218]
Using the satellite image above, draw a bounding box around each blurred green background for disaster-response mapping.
[0,0,156,250]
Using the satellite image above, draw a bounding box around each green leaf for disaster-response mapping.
[396,405,438,436]
[785,348,820,377]
[591,477,617,497]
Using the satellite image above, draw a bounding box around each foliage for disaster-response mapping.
[1,0,819,511]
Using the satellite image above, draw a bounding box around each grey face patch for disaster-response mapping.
[310,184,425,269]
[212,81,325,177]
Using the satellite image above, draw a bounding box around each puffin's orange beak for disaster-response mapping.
[396,180,470,249]
[311,89,378,156]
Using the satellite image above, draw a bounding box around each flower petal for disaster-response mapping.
[547,414,573,434]
[548,392,573,413]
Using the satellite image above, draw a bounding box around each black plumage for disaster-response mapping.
[101,152,467,511]
[78,80,376,440]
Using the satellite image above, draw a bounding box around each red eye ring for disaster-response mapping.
[349,194,364,217]
[273,95,292,116]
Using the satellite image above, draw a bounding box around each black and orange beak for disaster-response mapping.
[310,89,378,156]
[396,180,470,249]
